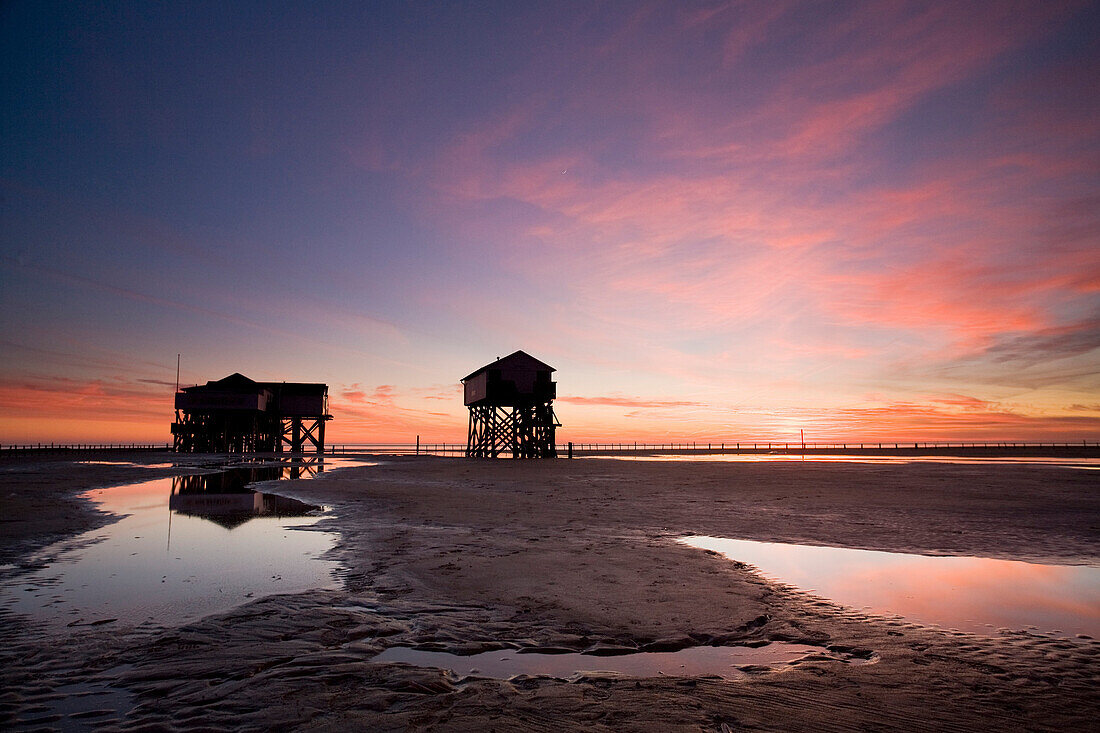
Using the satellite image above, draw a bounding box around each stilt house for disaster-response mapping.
[462,351,560,458]
[172,373,331,453]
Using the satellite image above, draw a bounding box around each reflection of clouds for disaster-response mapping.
[7,474,339,627]
[684,536,1100,636]
[85,478,175,512]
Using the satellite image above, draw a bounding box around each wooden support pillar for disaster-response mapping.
[466,400,557,459]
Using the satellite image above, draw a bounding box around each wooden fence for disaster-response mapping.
[325,441,1100,457]
[3,440,1097,457]
[1,443,171,454]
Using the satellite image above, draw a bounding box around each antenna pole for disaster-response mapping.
[175,354,181,394]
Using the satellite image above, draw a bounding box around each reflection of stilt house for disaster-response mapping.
[168,467,321,529]
[463,351,560,458]
[172,373,331,453]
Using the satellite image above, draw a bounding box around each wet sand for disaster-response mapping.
[2,454,1098,731]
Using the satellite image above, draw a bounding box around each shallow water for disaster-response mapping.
[682,536,1100,638]
[373,641,871,680]
[77,460,153,466]
[0,457,369,629]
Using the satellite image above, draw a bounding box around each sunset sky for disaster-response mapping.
[2,1,1098,444]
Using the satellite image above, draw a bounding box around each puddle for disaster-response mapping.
[372,642,871,680]
[0,457,370,629]
[682,536,1100,638]
[77,461,181,469]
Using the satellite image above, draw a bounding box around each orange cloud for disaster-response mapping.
[326,384,465,444]
[0,376,172,443]
[557,395,705,409]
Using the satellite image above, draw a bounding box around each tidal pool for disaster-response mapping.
[0,457,369,629]
[373,641,871,680]
[682,536,1100,638]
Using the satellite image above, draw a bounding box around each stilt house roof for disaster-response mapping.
[462,350,555,382]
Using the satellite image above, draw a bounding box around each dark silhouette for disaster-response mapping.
[462,351,560,458]
[172,373,332,453]
[168,463,322,529]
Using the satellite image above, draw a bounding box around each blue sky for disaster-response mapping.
[2,1,1098,442]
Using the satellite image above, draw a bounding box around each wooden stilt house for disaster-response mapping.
[462,351,560,458]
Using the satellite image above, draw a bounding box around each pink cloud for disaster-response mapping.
[928,394,995,411]
[331,2,1100,441]
[327,383,465,443]
[557,395,705,409]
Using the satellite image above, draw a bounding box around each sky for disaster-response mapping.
[1,0,1099,444]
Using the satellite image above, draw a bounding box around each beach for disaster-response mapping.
[1,453,1098,731]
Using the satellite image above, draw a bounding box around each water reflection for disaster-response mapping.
[373,642,871,680]
[0,458,369,628]
[77,461,180,469]
[168,467,321,530]
[215,454,331,480]
[682,536,1100,638]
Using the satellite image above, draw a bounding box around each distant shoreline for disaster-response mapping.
[4,441,1099,460]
